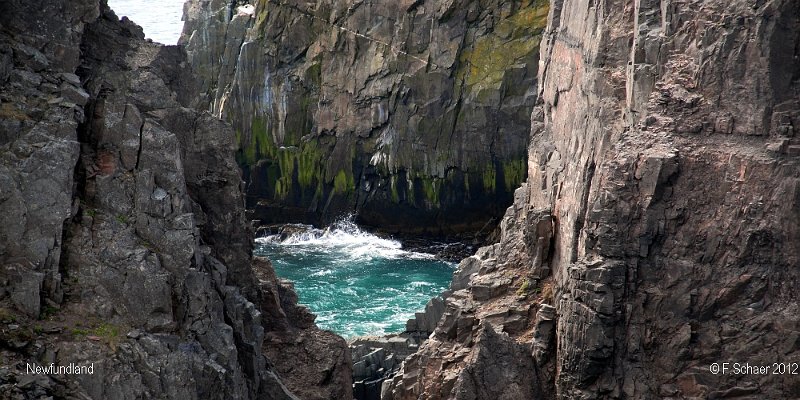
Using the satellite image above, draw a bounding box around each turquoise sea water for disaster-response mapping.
[107,0,185,44]
[104,0,454,339]
[254,220,455,338]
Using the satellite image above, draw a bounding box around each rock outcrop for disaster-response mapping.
[385,0,800,399]
[350,335,423,400]
[181,0,548,238]
[0,1,349,399]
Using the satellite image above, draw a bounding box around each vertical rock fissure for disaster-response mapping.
[134,118,144,170]
[571,160,595,263]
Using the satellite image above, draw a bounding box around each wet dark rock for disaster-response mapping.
[181,0,548,239]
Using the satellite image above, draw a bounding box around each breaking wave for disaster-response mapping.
[255,217,435,261]
[254,216,454,337]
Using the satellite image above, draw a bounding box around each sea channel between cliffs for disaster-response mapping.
[4,0,797,399]
[104,2,522,399]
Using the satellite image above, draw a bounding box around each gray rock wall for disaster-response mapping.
[181,0,548,237]
[0,1,350,399]
[385,0,800,398]
[0,0,98,321]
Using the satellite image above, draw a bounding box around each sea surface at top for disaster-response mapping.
[107,0,186,44]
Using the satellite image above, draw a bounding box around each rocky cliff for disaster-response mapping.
[181,0,548,238]
[4,0,800,398]
[0,1,349,399]
[385,0,800,398]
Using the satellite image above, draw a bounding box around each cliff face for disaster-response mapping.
[4,0,799,398]
[0,1,349,399]
[386,0,800,398]
[181,0,548,237]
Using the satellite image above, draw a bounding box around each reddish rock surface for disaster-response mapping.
[385,0,800,398]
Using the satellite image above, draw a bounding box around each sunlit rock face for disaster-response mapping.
[384,0,800,399]
[181,0,549,238]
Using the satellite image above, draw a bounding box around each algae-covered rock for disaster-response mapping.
[182,0,549,237]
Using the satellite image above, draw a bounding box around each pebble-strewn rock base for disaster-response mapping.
[384,0,800,399]
[0,1,349,399]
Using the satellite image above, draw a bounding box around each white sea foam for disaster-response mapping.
[255,217,436,261]
[255,217,455,337]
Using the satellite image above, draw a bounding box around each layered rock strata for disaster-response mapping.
[0,1,349,399]
[385,0,800,398]
[350,335,423,400]
[181,0,548,238]
[349,293,448,400]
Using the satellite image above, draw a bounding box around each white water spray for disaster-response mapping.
[256,217,435,261]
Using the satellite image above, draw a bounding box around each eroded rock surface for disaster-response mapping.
[385,0,800,399]
[181,0,548,238]
[0,1,349,399]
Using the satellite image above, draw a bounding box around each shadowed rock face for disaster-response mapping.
[181,0,548,238]
[0,1,349,399]
[385,0,800,399]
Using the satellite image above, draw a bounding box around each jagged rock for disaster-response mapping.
[3,0,799,399]
[531,303,556,365]
[0,1,349,399]
[386,0,800,399]
[451,256,483,291]
[263,329,352,400]
[0,46,13,83]
[181,0,548,238]
[2,263,43,317]
[450,324,542,400]
[470,276,512,301]
[384,322,542,400]
[59,82,89,106]
[526,209,553,278]
[405,294,447,336]
[349,333,427,400]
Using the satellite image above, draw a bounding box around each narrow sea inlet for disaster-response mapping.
[255,220,455,338]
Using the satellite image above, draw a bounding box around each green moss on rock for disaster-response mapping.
[238,116,278,166]
[230,0,541,225]
[457,0,549,91]
[483,165,497,193]
[390,175,400,203]
[333,169,355,194]
[297,141,323,187]
[305,62,322,88]
[502,158,527,192]
[421,177,441,206]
